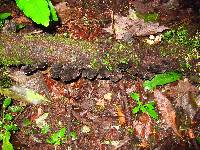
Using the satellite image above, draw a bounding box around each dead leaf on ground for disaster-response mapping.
[103,13,168,40]
[154,89,181,137]
[114,104,126,125]
[172,79,198,119]
[132,113,152,140]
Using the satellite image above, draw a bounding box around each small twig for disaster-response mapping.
[114,136,130,150]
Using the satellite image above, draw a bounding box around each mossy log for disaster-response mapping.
[0,32,100,67]
[0,32,198,78]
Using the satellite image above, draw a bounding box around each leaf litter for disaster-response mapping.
[103,9,169,40]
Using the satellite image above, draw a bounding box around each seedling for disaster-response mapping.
[69,131,78,140]
[130,92,158,120]
[22,118,32,127]
[0,97,20,150]
[46,127,67,145]
[41,124,50,134]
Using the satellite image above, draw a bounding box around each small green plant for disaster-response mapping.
[0,97,20,150]
[0,12,11,29]
[41,124,50,134]
[128,128,134,135]
[163,26,200,49]
[69,131,78,140]
[46,127,66,145]
[46,127,78,145]
[16,0,58,27]
[130,92,158,120]
[22,118,32,127]
[163,29,176,42]
[176,26,188,45]
[143,71,182,90]
[16,23,26,32]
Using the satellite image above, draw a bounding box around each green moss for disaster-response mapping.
[90,58,100,69]
[0,69,12,88]
[136,12,159,22]
[161,25,199,72]
[109,41,140,66]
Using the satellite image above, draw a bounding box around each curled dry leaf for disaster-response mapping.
[114,104,126,125]
[154,89,181,137]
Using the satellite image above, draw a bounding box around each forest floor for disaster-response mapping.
[0,0,200,150]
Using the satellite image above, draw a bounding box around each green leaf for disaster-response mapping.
[4,124,18,132]
[22,118,32,127]
[46,127,66,145]
[0,12,11,20]
[9,106,23,113]
[144,102,155,110]
[16,0,50,27]
[46,0,58,21]
[130,92,140,102]
[196,137,200,144]
[144,102,159,120]
[0,133,3,141]
[0,121,3,128]
[41,124,50,134]
[58,127,66,138]
[5,114,13,121]
[132,106,140,114]
[2,131,14,150]
[143,71,182,90]
[3,98,12,108]
[146,109,158,120]
[140,105,147,113]
[69,131,78,140]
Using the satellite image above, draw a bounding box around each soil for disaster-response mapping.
[0,0,200,150]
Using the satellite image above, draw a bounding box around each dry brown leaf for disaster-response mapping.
[132,113,152,140]
[103,14,168,40]
[174,79,198,119]
[114,104,126,125]
[188,128,195,139]
[154,89,181,137]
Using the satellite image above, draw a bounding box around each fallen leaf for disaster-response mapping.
[103,13,168,40]
[96,98,105,108]
[0,86,49,104]
[104,92,112,100]
[154,89,181,137]
[35,113,49,128]
[114,104,126,125]
[188,128,195,139]
[9,70,51,101]
[132,113,152,140]
[172,79,198,119]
